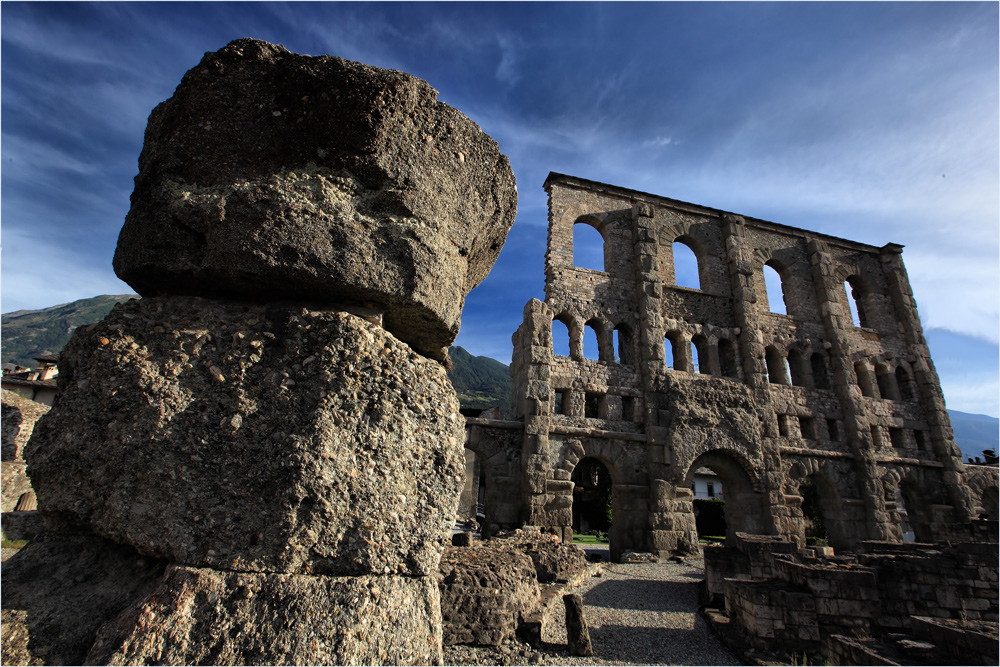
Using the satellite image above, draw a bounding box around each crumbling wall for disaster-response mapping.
[509,172,987,559]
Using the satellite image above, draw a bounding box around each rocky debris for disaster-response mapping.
[87,566,442,665]
[1,534,167,666]
[453,531,474,547]
[491,526,590,583]
[27,296,464,576]
[113,38,517,363]
[1,389,50,462]
[439,545,541,646]
[620,551,659,564]
[563,594,593,657]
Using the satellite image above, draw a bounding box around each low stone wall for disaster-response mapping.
[704,532,999,664]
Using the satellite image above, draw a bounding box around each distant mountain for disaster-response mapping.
[2,295,137,368]
[948,410,999,462]
[447,346,512,418]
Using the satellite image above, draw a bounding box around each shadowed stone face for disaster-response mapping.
[113,38,517,363]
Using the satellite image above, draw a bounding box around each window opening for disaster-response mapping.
[573,222,605,272]
[766,347,789,385]
[552,317,571,357]
[799,416,816,439]
[788,349,808,387]
[553,391,567,416]
[811,352,831,390]
[855,361,877,398]
[826,418,840,442]
[613,324,633,365]
[777,414,790,437]
[895,366,914,400]
[718,338,738,378]
[876,364,898,400]
[672,240,700,289]
[692,334,710,374]
[665,333,684,371]
[584,393,601,418]
[707,483,716,497]
[583,323,601,361]
[844,277,868,327]
[889,428,905,449]
[763,262,787,315]
[913,429,926,451]
[621,395,635,421]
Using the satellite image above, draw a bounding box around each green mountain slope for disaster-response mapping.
[447,346,512,418]
[2,295,137,368]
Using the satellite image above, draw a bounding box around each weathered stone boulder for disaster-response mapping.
[113,38,517,363]
[26,296,465,576]
[492,526,590,583]
[438,545,540,646]
[87,566,442,665]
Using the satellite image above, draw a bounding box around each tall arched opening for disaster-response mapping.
[798,474,852,551]
[571,458,613,537]
[683,451,766,544]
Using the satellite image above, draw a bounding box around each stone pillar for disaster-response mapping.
[721,214,786,537]
[3,38,517,666]
[807,238,891,542]
[879,244,974,523]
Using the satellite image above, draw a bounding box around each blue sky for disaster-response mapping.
[2,2,998,416]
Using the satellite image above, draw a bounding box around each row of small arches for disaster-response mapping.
[551,315,635,364]
[573,222,873,328]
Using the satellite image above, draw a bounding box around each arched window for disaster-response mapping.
[582,321,601,361]
[787,348,809,387]
[672,239,701,289]
[854,360,877,398]
[573,222,605,271]
[552,316,571,357]
[665,332,685,371]
[844,276,869,328]
[614,323,633,365]
[763,262,787,315]
[718,338,738,378]
[811,352,831,390]
[692,334,711,374]
[895,366,915,400]
[875,363,899,400]
[765,346,789,385]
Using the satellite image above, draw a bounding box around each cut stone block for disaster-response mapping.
[113,38,517,362]
[26,296,465,576]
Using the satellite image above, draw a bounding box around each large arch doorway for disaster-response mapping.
[683,451,766,544]
[571,458,613,536]
[798,474,852,551]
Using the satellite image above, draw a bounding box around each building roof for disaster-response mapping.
[0,376,58,389]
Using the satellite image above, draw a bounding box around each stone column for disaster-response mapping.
[721,213,786,537]
[807,238,891,542]
[879,244,974,523]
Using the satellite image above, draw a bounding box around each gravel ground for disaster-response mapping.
[445,548,740,666]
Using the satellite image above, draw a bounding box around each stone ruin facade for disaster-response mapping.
[2,38,515,665]
[468,172,998,561]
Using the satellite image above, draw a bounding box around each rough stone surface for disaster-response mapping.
[438,545,540,646]
[113,38,517,362]
[563,593,593,657]
[492,527,590,583]
[1,534,167,666]
[26,296,465,576]
[1,389,50,462]
[87,565,443,666]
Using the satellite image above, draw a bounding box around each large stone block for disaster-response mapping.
[113,39,516,363]
[26,296,464,576]
[438,545,540,646]
[88,566,443,666]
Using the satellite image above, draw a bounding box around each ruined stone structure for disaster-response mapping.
[468,173,996,561]
[3,39,515,666]
[1,389,48,513]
